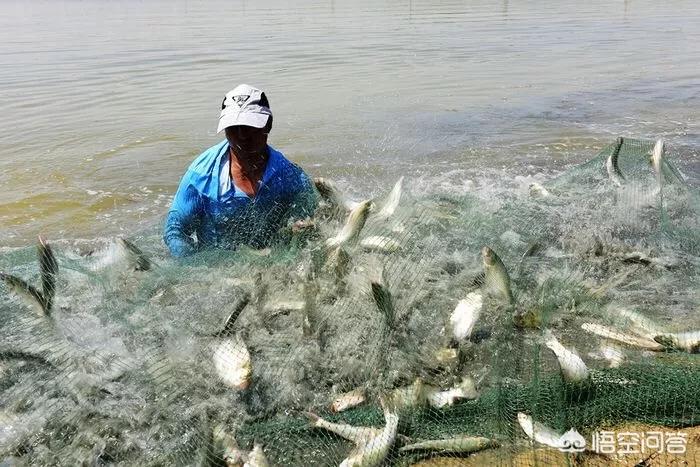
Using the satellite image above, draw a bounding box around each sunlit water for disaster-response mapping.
[0,0,699,246]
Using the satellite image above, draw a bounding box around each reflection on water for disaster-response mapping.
[0,0,698,245]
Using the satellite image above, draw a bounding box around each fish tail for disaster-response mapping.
[37,236,58,314]
[303,411,321,426]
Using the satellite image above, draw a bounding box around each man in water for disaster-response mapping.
[164,84,317,257]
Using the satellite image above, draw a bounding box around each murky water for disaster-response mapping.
[1,0,699,246]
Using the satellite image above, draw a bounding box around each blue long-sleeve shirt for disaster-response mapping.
[164,141,317,257]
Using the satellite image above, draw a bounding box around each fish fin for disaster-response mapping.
[118,237,152,271]
[469,272,486,287]
[302,411,321,426]
[37,236,58,313]
[216,292,251,337]
[0,272,48,316]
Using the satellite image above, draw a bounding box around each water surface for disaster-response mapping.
[0,0,699,246]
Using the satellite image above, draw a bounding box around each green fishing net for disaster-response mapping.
[1,138,698,466]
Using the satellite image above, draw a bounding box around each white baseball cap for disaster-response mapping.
[217,84,272,133]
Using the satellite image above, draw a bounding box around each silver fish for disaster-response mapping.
[581,323,664,351]
[517,412,566,449]
[385,378,427,411]
[605,137,625,187]
[244,443,269,467]
[340,403,399,467]
[37,236,58,313]
[543,329,589,383]
[215,293,251,337]
[359,236,401,253]
[0,272,47,317]
[89,237,152,272]
[424,377,479,409]
[314,177,360,213]
[654,331,700,353]
[117,237,152,271]
[374,177,403,220]
[326,200,373,248]
[481,246,514,306]
[331,387,367,413]
[305,412,381,445]
[610,307,667,339]
[399,435,498,453]
[370,267,394,330]
[212,424,246,467]
[450,291,483,342]
[212,334,252,390]
[302,278,319,338]
[650,138,665,190]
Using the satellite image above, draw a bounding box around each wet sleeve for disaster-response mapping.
[163,174,203,257]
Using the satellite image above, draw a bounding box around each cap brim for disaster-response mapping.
[217,112,269,133]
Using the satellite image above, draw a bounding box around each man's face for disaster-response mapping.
[225,125,269,157]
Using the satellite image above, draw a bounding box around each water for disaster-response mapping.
[1,0,699,246]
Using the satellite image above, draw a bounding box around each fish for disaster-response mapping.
[212,424,246,467]
[425,376,479,408]
[370,268,394,330]
[212,334,252,390]
[433,347,459,366]
[326,200,373,249]
[517,412,565,449]
[450,291,483,342]
[581,323,664,351]
[37,236,58,313]
[605,137,625,187]
[481,246,514,306]
[253,272,268,313]
[214,293,251,337]
[650,138,665,190]
[0,272,48,317]
[327,246,351,285]
[263,300,306,316]
[611,307,667,338]
[117,237,152,271]
[262,299,306,331]
[305,412,381,445]
[543,330,589,383]
[331,387,367,412]
[314,177,360,213]
[399,436,498,453]
[385,378,427,411]
[654,331,700,353]
[359,236,401,253]
[89,237,152,272]
[302,277,320,338]
[374,177,403,220]
[528,182,551,198]
[595,344,625,368]
[339,402,399,467]
[0,237,60,317]
[244,443,269,467]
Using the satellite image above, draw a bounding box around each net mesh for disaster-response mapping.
[1,138,698,466]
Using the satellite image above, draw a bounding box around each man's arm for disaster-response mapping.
[163,175,203,257]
